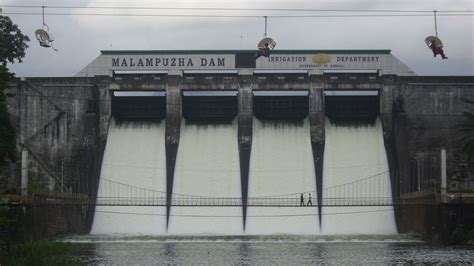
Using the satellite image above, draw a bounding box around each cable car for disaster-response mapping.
[425,11,447,59]
[255,16,276,59]
[35,6,58,51]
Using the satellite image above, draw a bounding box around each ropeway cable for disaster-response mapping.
[2,12,473,18]
[2,5,473,13]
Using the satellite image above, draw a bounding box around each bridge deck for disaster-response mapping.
[1,195,441,207]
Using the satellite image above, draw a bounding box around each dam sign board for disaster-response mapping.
[110,55,233,69]
[76,50,415,76]
[257,54,393,71]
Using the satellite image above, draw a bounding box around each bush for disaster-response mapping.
[0,241,87,265]
[466,229,474,243]
[450,224,467,244]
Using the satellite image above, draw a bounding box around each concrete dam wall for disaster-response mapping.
[4,74,474,237]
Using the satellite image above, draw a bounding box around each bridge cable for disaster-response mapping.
[95,208,395,217]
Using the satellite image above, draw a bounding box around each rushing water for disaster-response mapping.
[169,121,242,234]
[64,237,474,265]
[91,120,167,235]
[246,119,318,235]
[322,118,397,234]
[92,117,398,236]
[84,118,473,264]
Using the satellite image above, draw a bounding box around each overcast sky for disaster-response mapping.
[2,0,473,77]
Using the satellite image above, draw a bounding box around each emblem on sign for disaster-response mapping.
[312,54,331,64]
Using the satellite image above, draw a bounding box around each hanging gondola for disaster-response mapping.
[255,16,276,59]
[425,11,447,59]
[35,6,58,51]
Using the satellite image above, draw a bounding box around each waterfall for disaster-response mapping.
[246,118,319,234]
[167,121,242,235]
[91,116,397,236]
[91,119,167,235]
[321,118,397,234]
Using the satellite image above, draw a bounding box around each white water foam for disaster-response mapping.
[91,119,167,235]
[322,118,397,234]
[246,118,319,235]
[167,121,242,235]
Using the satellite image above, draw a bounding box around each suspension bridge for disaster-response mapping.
[1,171,448,207]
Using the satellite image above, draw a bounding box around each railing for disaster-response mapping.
[5,172,473,207]
[4,193,472,207]
[12,194,423,207]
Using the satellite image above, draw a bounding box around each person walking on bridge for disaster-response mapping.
[307,193,312,206]
[300,193,305,206]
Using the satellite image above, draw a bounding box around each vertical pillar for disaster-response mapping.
[417,158,422,191]
[21,148,29,198]
[381,79,403,232]
[309,75,325,229]
[165,76,182,229]
[440,148,447,203]
[380,81,401,232]
[86,78,112,233]
[237,75,253,231]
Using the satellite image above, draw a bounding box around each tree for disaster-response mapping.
[0,15,29,167]
[0,16,29,65]
[458,99,474,162]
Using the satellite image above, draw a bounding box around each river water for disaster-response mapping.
[66,236,474,265]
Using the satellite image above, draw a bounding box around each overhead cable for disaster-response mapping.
[2,12,473,18]
[1,5,473,13]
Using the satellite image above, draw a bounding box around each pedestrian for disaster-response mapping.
[300,193,305,206]
[307,193,312,206]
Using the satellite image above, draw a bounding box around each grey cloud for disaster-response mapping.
[4,0,474,76]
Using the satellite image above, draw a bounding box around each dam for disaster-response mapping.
[92,76,397,234]
[5,49,474,240]
[94,85,395,234]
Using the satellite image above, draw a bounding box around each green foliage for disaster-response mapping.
[27,178,50,194]
[449,224,468,244]
[0,15,30,66]
[467,228,474,241]
[0,241,88,265]
[0,16,29,168]
[458,99,474,161]
[0,65,16,167]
